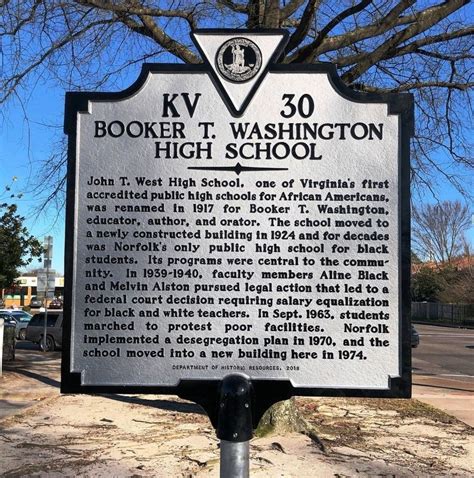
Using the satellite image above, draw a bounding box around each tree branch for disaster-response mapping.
[247,0,264,28]
[342,0,470,84]
[354,80,474,93]
[215,0,248,14]
[284,0,322,55]
[306,0,373,61]
[281,0,306,20]
[290,0,416,62]
[1,18,115,104]
[136,14,200,64]
[334,27,474,67]
[75,0,197,27]
[393,81,474,92]
[0,0,43,37]
[392,26,474,57]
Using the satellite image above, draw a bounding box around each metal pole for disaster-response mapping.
[42,236,52,352]
[217,374,253,478]
[220,441,249,478]
[42,284,48,351]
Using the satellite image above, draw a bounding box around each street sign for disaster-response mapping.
[62,30,413,422]
[43,236,53,270]
[36,269,56,293]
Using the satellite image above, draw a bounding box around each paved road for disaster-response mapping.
[413,324,474,379]
[412,324,474,426]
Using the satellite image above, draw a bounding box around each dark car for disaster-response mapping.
[25,312,63,351]
[48,298,63,309]
[411,325,420,348]
[29,297,43,308]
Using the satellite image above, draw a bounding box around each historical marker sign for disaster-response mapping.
[62,30,413,415]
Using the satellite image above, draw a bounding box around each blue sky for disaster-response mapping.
[1,83,68,274]
[1,47,472,276]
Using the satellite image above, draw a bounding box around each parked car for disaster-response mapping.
[29,297,43,308]
[15,317,32,340]
[1,309,33,335]
[25,312,63,351]
[9,311,33,340]
[0,311,17,326]
[0,308,20,314]
[48,298,63,309]
[411,325,420,348]
[9,310,31,320]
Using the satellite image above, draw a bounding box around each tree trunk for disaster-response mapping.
[255,398,325,451]
[263,0,281,28]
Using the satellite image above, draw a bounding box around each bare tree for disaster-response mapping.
[1,1,473,205]
[412,199,471,263]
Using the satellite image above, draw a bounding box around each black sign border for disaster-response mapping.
[62,29,413,429]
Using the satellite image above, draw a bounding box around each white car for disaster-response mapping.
[0,309,33,340]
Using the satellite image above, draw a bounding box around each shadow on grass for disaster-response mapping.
[98,393,206,415]
[3,367,61,389]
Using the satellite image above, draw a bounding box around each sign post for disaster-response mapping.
[62,30,413,472]
[217,374,253,478]
[39,236,54,351]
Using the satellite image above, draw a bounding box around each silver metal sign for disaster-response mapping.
[62,30,412,401]
[36,269,56,293]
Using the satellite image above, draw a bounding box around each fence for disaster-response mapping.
[412,302,474,328]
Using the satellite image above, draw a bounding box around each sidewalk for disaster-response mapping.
[413,375,474,427]
[0,346,60,420]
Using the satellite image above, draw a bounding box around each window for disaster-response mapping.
[29,314,60,327]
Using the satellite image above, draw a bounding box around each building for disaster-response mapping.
[1,274,64,308]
